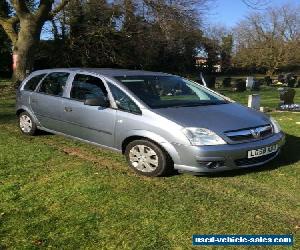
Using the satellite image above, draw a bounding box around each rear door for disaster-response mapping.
[17,73,47,113]
[31,72,70,132]
[60,73,117,147]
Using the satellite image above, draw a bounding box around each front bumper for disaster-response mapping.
[173,132,285,173]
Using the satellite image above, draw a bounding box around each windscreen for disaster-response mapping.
[115,75,228,109]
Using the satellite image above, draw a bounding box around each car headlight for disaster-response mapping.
[270,117,282,133]
[182,127,226,146]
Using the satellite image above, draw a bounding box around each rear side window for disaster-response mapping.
[23,74,46,91]
[39,72,69,97]
[70,74,108,101]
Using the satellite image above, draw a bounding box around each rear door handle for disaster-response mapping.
[31,99,37,103]
[64,107,73,112]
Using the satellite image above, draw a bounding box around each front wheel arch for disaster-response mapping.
[120,131,181,164]
[122,136,174,164]
[16,109,26,117]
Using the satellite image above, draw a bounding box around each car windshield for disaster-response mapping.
[115,75,229,109]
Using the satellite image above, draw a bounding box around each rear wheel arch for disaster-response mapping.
[16,107,40,126]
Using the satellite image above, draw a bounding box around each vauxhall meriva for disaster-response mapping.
[16,68,285,176]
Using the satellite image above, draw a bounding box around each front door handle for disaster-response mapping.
[31,99,37,103]
[64,107,73,112]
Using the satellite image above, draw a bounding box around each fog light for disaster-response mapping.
[197,161,224,169]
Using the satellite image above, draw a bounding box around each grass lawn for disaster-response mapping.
[0,80,299,249]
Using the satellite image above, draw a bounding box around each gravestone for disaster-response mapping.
[278,88,300,111]
[285,73,297,88]
[252,79,260,91]
[246,76,254,89]
[248,94,260,110]
[279,88,295,105]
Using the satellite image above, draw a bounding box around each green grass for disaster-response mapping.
[219,86,300,108]
[0,80,299,249]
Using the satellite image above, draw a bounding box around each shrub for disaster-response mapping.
[232,79,246,92]
[296,78,300,88]
[257,79,265,86]
[264,76,272,86]
[222,77,231,87]
[203,75,216,89]
[278,74,285,83]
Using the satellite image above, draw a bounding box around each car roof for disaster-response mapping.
[30,68,172,78]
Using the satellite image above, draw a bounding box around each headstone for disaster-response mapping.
[260,107,271,112]
[279,88,295,105]
[285,73,297,88]
[251,79,260,91]
[278,88,300,111]
[246,76,254,89]
[248,94,260,110]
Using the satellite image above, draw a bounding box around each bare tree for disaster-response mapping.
[0,0,70,83]
[233,4,300,75]
[242,0,271,10]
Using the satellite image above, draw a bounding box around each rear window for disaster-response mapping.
[23,74,46,91]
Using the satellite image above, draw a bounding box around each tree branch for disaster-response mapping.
[35,0,54,20]
[48,0,71,19]
[0,15,19,24]
[242,0,271,10]
[0,16,18,44]
[11,0,30,17]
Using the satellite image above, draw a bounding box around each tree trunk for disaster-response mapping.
[0,1,71,87]
[12,18,42,84]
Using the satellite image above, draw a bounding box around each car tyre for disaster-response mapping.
[18,111,37,136]
[125,139,173,177]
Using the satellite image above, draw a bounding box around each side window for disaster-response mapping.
[109,83,141,114]
[23,74,46,91]
[39,72,69,96]
[70,74,108,101]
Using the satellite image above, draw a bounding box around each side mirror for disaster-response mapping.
[84,96,109,107]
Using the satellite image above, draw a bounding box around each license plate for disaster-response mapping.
[247,144,278,159]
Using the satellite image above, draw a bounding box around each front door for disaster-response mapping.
[60,74,116,148]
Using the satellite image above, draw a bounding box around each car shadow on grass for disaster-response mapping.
[191,133,300,178]
[0,101,16,124]
[0,113,16,124]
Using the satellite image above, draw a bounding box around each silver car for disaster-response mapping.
[16,68,285,176]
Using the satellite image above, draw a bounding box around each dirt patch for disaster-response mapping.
[61,147,125,170]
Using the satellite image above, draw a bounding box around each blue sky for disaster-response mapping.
[206,0,299,27]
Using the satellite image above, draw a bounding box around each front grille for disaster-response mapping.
[235,152,278,166]
[224,125,273,142]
